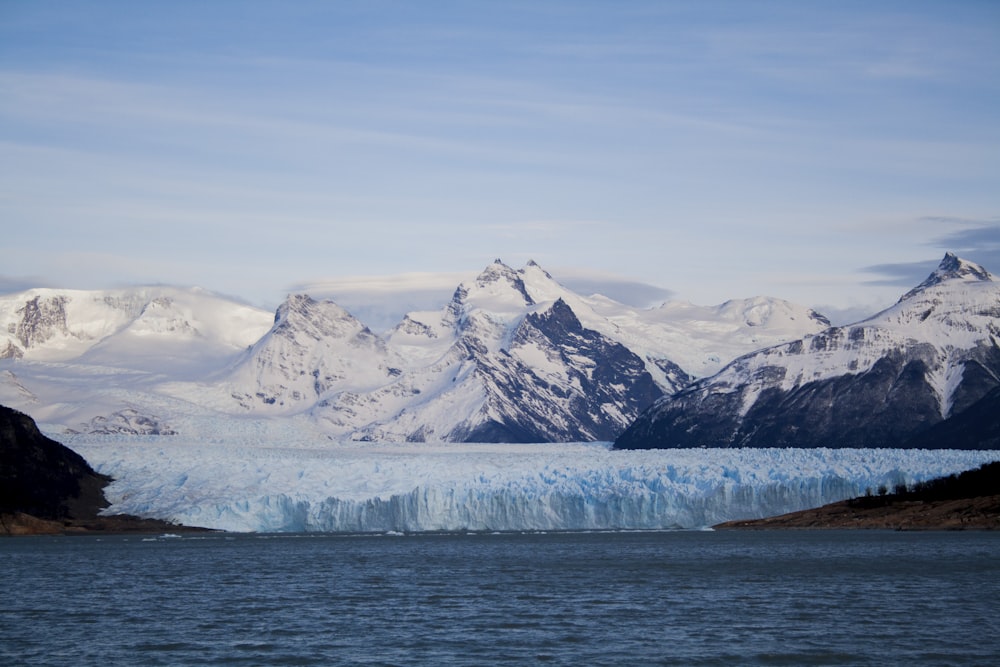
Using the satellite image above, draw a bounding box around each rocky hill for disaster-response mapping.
[1,404,110,521]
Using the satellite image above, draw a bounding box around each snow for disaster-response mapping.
[0,263,829,439]
[517,263,828,380]
[0,286,273,368]
[700,269,1000,419]
[62,433,999,533]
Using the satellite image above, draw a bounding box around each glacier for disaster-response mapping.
[62,434,999,533]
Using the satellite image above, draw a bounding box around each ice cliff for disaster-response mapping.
[65,435,998,533]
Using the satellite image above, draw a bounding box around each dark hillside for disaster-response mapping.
[902,387,1000,450]
[0,404,110,520]
[1,404,208,535]
[883,460,1000,503]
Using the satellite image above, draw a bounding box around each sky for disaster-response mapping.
[1,1,999,325]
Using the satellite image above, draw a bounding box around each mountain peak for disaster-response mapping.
[273,294,368,337]
[934,252,992,281]
[900,253,994,302]
[468,260,535,306]
[521,259,553,279]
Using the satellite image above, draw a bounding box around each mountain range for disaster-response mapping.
[0,260,828,442]
[615,253,1000,450]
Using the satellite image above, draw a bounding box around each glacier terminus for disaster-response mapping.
[67,433,998,533]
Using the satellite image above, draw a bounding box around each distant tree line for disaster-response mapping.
[854,461,1000,508]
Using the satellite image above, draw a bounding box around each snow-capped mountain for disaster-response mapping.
[219,261,664,441]
[0,287,272,369]
[0,287,274,431]
[209,260,826,442]
[0,261,828,441]
[224,294,396,413]
[615,254,1000,450]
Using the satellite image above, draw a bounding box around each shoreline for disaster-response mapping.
[0,511,216,537]
[714,494,1000,531]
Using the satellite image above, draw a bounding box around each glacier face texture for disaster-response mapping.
[66,436,998,533]
[616,254,1000,450]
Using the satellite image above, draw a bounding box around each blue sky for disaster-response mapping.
[1,1,998,323]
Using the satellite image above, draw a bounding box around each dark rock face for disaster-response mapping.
[618,350,948,449]
[0,405,212,535]
[903,387,1000,450]
[0,404,109,520]
[2,295,72,359]
[449,298,664,443]
[617,340,1000,451]
[947,343,1000,418]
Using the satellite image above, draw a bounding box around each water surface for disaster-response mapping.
[3,530,998,665]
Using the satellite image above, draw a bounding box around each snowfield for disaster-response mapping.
[61,434,999,533]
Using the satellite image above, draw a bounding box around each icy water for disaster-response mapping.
[3,531,999,666]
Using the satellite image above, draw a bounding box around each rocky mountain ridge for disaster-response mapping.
[616,254,1000,450]
[212,259,824,442]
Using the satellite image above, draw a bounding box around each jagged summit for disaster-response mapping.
[900,253,994,302]
[273,293,371,338]
[523,258,553,279]
[442,262,532,333]
[935,252,993,282]
[478,260,533,297]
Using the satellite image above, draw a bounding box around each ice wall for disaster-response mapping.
[66,437,999,533]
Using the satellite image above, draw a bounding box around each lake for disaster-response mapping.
[3,530,999,665]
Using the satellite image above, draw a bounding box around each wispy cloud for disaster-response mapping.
[861,218,1000,286]
[286,264,677,330]
[289,271,474,297]
[553,269,674,307]
[287,270,473,331]
[0,274,51,295]
[929,219,1000,274]
[861,259,941,288]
